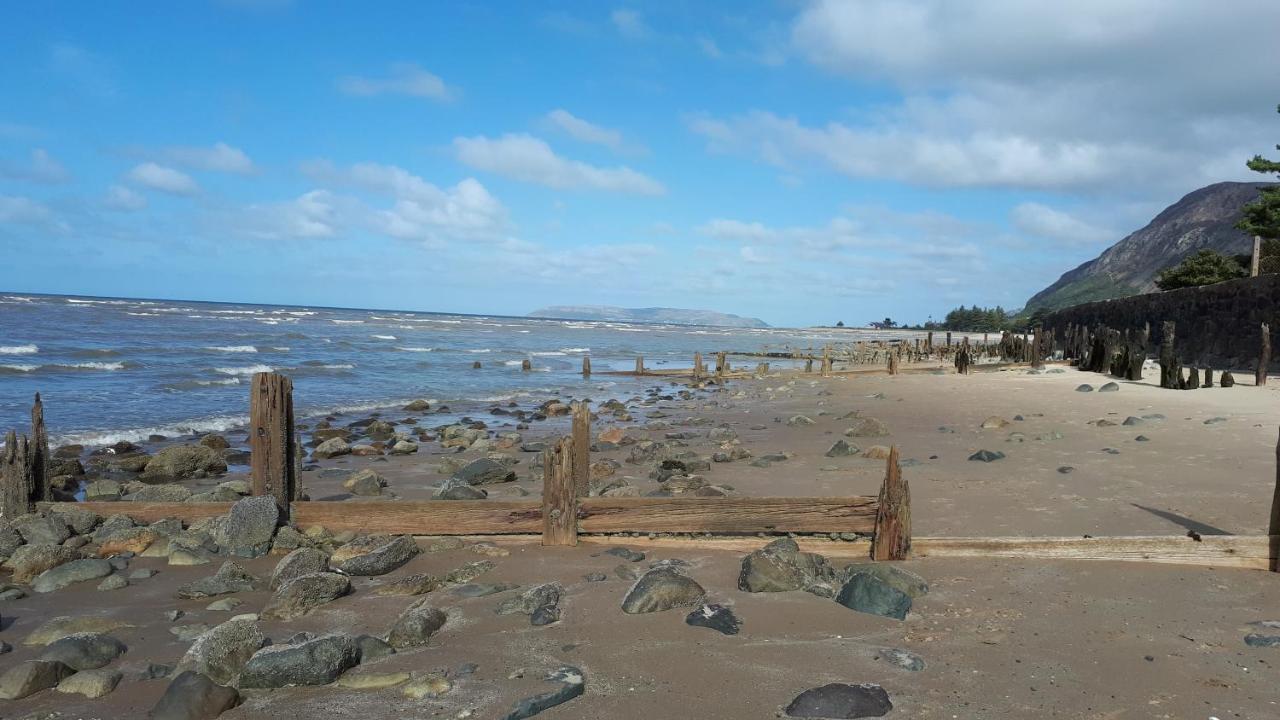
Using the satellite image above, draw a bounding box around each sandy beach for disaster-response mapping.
[2,362,1278,719]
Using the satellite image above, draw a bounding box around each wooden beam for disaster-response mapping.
[911,535,1279,570]
[45,501,236,524]
[292,500,542,534]
[871,446,910,560]
[250,372,296,512]
[577,496,878,534]
[571,402,590,498]
[542,437,577,546]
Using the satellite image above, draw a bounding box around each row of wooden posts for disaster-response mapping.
[1,375,912,560]
[1062,320,1272,389]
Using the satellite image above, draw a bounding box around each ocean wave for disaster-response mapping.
[465,349,491,353]
[213,364,274,376]
[0,364,38,373]
[204,345,258,353]
[0,361,130,373]
[395,346,435,352]
[530,351,566,356]
[0,344,38,355]
[51,414,249,448]
[560,347,590,353]
[162,377,243,391]
[371,334,397,340]
[331,319,364,324]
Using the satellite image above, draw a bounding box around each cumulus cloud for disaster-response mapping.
[611,9,648,38]
[163,142,255,174]
[243,190,339,239]
[103,184,147,211]
[454,134,665,195]
[337,63,453,101]
[0,149,70,184]
[546,109,627,151]
[698,216,867,250]
[127,162,199,195]
[0,195,56,224]
[1011,202,1114,246]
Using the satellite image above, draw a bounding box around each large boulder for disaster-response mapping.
[48,505,100,536]
[331,535,419,576]
[178,619,266,686]
[0,522,21,563]
[23,616,133,646]
[343,469,386,496]
[261,572,351,620]
[621,568,706,614]
[5,544,83,584]
[38,632,127,670]
[387,601,447,649]
[311,437,351,460]
[846,417,890,437]
[32,558,114,593]
[150,671,240,720]
[139,445,228,483]
[738,538,836,595]
[55,668,122,698]
[239,634,361,688]
[453,457,516,485]
[14,514,71,546]
[270,547,331,591]
[98,526,159,556]
[784,683,893,718]
[501,666,585,720]
[215,496,279,558]
[0,660,75,700]
[835,573,912,621]
[176,561,261,599]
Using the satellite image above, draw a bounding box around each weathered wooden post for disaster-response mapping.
[1185,367,1200,390]
[1159,321,1180,389]
[692,352,702,381]
[1252,236,1263,277]
[250,372,296,513]
[1204,368,1214,388]
[472,360,482,369]
[804,358,813,373]
[946,332,952,348]
[571,401,590,498]
[871,445,910,561]
[1271,427,1280,572]
[1258,322,1271,387]
[1031,326,1044,370]
[887,353,899,375]
[30,393,49,503]
[581,356,591,377]
[1,430,34,519]
[925,331,933,353]
[521,358,533,372]
[541,436,577,546]
[821,346,832,377]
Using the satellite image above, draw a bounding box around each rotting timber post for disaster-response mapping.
[0,430,34,519]
[571,401,590,498]
[871,445,910,561]
[250,371,297,515]
[542,436,577,546]
[1259,322,1271,388]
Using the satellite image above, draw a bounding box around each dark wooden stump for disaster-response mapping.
[1159,321,1180,389]
[1203,368,1214,387]
[1,430,34,520]
[1185,367,1200,390]
[871,446,910,561]
[571,402,590,498]
[1258,322,1271,388]
[581,356,591,377]
[541,436,577,546]
[250,372,297,513]
[1222,371,1236,388]
[30,393,49,503]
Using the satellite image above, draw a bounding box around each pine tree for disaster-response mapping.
[1237,103,1280,242]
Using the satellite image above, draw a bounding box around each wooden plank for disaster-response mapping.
[48,501,236,524]
[250,372,296,510]
[571,402,590,497]
[871,446,910,560]
[577,496,878,534]
[542,437,577,546]
[912,535,1279,570]
[292,500,542,534]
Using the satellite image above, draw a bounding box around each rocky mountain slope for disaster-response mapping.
[528,305,769,328]
[1025,182,1269,313]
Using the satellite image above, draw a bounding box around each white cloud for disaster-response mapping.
[337,63,453,102]
[697,37,723,59]
[611,9,648,39]
[454,134,665,195]
[244,190,338,239]
[127,162,199,195]
[698,216,867,250]
[546,109,626,152]
[1011,202,1114,246]
[164,143,255,174]
[0,149,70,184]
[104,184,147,211]
[0,195,55,224]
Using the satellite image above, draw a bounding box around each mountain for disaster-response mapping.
[528,305,770,328]
[1025,182,1270,313]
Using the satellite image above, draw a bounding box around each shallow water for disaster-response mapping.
[1,292,915,446]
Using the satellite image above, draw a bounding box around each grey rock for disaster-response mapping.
[604,546,645,562]
[583,572,607,582]
[738,537,836,595]
[496,582,563,620]
[311,437,351,459]
[270,547,331,591]
[354,634,396,661]
[177,561,261,599]
[39,632,127,670]
[968,449,1005,462]
[387,601,447,649]
[846,418,890,437]
[334,535,419,576]
[1058,466,1075,474]
[0,660,75,700]
[835,573,912,620]
[150,671,240,720]
[879,648,925,671]
[825,440,860,457]
[140,444,228,483]
[56,667,122,698]
[500,666,585,720]
[1122,416,1145,426]
[97,574,128,591]
[14,514,71,546]
[1244,634,1280,647]
[239,634,361,688]
[784,683,892,718]
[451,582,518,598]
[217,496,279,558]
[33,558,113,593]
[343,468,386,496]
[5,544,83,584]
[453,457,517,485]
[178,619,266,686]
[262,572,351,620]
[621,567,706,614]
[48,505,100,535]
[1099,382,1120,392]
[685,603,741,635]
[1075,384,1094,392]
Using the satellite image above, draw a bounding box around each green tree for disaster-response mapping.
[1237,104,1280,242]
[1153,249,1247,290]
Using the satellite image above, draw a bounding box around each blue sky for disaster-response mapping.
[1,1,1277,327]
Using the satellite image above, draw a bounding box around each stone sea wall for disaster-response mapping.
[1043,274,1279,372]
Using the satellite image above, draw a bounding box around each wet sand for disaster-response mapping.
[3,363,1279,719]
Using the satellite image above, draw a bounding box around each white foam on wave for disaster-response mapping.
[395,346,434,352]
[530,351,566,356]
[0,364,38,373]
[1,361,128,373]
[0,344,38,355]
[52,414,249,448]
[332,319,364,324]
[465,349,491,353]
[204,345,258,353]
[213,364,274,376]
[560,347,590,353]
[371,334,397,340]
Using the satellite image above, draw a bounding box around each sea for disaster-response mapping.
[0,293,914,448]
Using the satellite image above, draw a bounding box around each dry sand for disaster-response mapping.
[3,362,1279,719]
